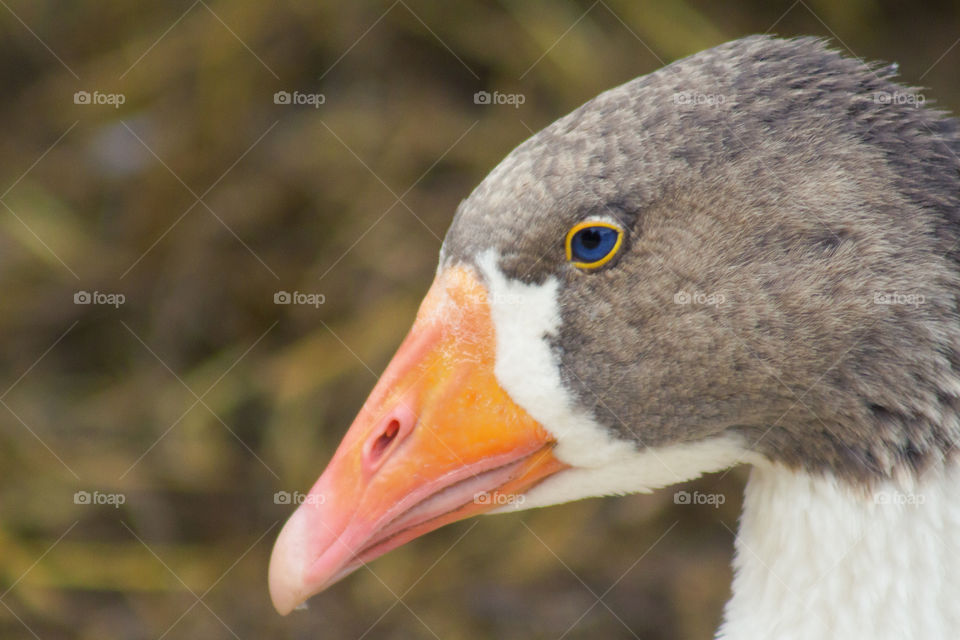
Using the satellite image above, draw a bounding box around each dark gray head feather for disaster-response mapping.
[441,35,960,484]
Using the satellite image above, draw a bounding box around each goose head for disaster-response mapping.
[269,35,960,615]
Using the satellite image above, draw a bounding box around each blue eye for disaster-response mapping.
[566,222,624,269]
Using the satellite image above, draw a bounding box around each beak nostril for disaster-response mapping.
[362,404,416,474]
[370,419,400,460]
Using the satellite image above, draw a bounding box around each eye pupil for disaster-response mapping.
[569,224,621,267]
[580,229,602,250]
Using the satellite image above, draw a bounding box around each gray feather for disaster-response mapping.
[441,36,960,484]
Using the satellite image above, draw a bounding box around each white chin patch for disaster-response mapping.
[473,249,750,511]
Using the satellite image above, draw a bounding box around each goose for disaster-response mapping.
[268,36,960,639]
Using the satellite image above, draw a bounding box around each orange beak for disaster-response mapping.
[268,265,567,614]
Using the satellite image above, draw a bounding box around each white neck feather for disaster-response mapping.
[472,253,960,637]
[720,459,960,640]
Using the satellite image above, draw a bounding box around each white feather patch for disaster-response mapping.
[474,249,752,510]
[469,249,960,638]
[720,460,960,640]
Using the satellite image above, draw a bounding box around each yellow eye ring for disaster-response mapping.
[565,220,624,269]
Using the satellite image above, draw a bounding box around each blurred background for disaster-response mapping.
[1,1,958,638]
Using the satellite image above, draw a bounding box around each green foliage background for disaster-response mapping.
[1,1,958,638]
